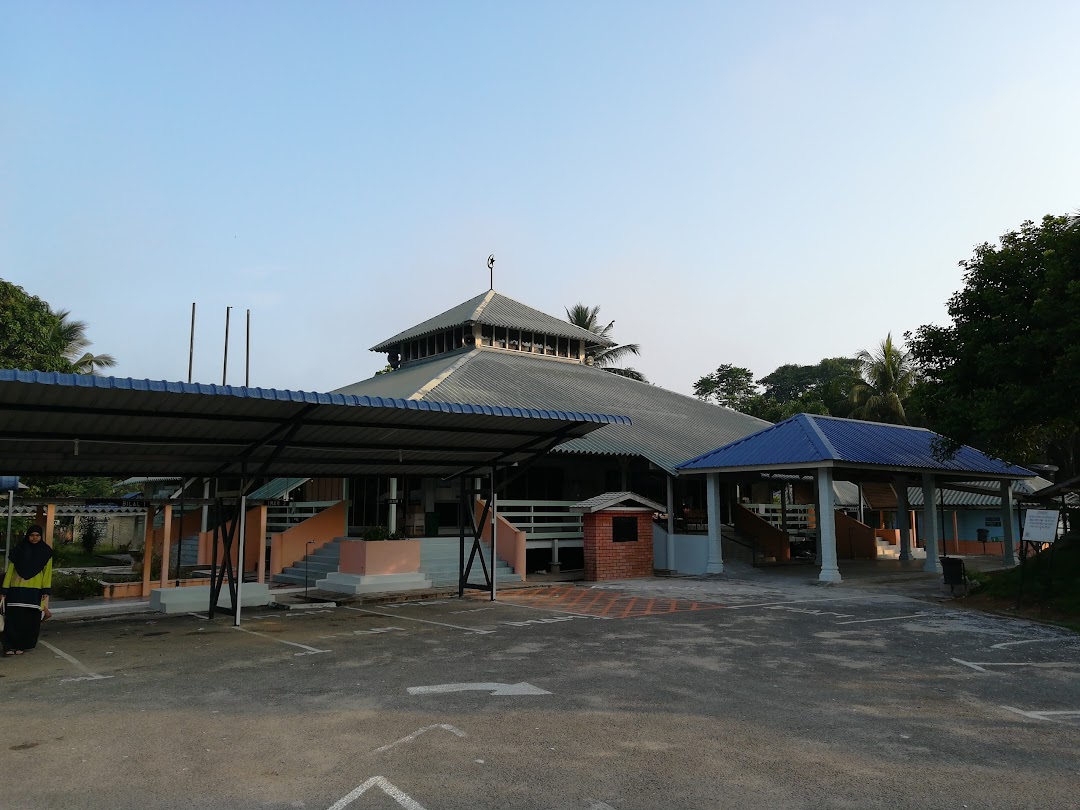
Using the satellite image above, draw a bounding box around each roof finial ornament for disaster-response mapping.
[487,254,495,291]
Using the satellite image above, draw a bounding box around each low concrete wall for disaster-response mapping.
[339,539,421,575]
[102,578,211,600]
[653,525,710,574]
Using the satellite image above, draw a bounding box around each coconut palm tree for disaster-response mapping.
[52,308,116,374]
[565,303,646,382]
[850,333,916,424]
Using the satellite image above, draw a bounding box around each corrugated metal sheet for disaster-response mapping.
[246,477,310,501]
[0,369,630,478]
[370,290,613,351]
[680,413,1034,478]
[335,349,770,474]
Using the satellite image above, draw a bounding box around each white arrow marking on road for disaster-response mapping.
[325,776,427,810]
[588,801,619,809]
[375,724,467,752]
[1002,706,1080,722]
[407,682,552,696]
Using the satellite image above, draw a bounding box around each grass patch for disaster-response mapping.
[962,536,1080,632]
[51,543,127,568]
[51,572,105,600]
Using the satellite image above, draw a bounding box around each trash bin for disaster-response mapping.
[939,555,967,593]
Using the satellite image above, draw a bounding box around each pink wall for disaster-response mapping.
[834,511,877,559]
[473,500,527,581]
[269,501,347,576]
[733,505,791,561]
[340,540,421,575]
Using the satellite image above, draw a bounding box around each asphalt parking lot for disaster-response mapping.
[2,576,1078,810]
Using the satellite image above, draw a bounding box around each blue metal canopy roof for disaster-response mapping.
[0,370,629,478]
[677,413,1033,479]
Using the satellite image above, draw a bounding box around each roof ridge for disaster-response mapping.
[472,289,497,320]
[410,349,480,399]
[799,413,839,460]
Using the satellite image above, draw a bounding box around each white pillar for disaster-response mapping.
[234,495,247,626]
[816,468,841,582]
[921,474,942,573]
[894,476,912,560]
[666,475,676,572]
[705,473,724,574]
[1000,480,1018,566]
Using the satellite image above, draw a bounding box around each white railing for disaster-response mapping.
[495,500,584,549]
[743,503,816,533]
[265,501,339,535]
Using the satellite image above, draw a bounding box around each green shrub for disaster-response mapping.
[51,572,104,600]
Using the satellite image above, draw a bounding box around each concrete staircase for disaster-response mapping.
[177,535,200,567]
[419,537,522,588]
[875,537,926,559]
[271,539,341,587]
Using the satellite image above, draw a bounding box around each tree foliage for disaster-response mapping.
[694,364,759,410]
[850,333,917,424]
[565,303,646,382]
[0,279,71,372]
[1,279,117,374]
[908,214,1080,472]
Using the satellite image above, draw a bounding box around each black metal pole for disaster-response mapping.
[188,303,196,384]
[458,476,465,598]
[245,308,250,387]
[222,306,232,386]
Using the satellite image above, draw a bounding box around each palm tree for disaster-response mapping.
[565,303,646,382]
[850,333,916,424]
[70,351,117,374]
[52,308,116,374]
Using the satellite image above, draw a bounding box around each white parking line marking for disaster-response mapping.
[326,775,427,810]
[40,640,114,684]
[342,606,495,634]
[233,626,331,656]
[725,598,846,610]
[952,658,1080,672]
[497,601,613,620]
[1002,706,1080,722]
[836,613,931,624]
[375,724,466,752]
[407,681,551,696]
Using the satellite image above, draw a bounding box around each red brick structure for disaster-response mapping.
[572,492,663,582]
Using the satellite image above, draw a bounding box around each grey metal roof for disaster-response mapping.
[0,369,629,478]
[831,478,1059,509]
[370,290,614,352]
[335,348,771,474]
[570,491,666,513]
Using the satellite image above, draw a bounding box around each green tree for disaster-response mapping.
[850,333,917,424]
[908,214,1080,475]
[565,303,646,382]
[694,364,759,410]
[758,357,860,417]
[0,280,70,372]
[1,281,117,375]
[52,308,117,374]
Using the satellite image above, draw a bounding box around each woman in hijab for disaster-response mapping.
[1,525,53,655]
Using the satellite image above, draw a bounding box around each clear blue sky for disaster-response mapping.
[4,1,1078,397]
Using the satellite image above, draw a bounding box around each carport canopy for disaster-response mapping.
[0,370,631,479]
[676,413,1035,582]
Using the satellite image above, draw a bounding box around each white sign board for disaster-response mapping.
[1023,509,1059,543]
